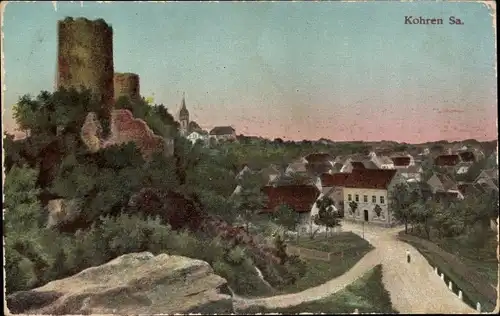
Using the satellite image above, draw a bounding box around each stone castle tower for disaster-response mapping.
[179,94,189,136]
[57,17,114,115]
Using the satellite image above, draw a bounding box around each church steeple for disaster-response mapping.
[179,92,190,136]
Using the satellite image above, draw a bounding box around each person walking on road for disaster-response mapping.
[406,249,411,263]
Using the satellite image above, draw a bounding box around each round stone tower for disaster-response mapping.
[57,17,114,114]
[114,72,140,102]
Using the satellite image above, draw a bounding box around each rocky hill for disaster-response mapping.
[6,252,233,314]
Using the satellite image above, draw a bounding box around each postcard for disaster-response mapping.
[2,1,498,314]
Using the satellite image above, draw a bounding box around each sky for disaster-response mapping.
[1,1,497,143]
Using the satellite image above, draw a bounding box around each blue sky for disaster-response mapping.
[2,1,497,142]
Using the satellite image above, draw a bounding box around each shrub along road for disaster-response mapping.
[233,221,477,314]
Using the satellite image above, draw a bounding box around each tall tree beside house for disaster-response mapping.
[314,196,341,238]
[391,183,414,234]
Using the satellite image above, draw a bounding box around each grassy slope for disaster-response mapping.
[276,232,373,295]
[239,265,398,314]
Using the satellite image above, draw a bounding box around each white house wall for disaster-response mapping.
[343,187,391,225]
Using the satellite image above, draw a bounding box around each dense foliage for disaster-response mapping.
[3,89,313,297]
[391,181,498,243]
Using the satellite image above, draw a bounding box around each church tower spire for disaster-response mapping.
[179,93,190,137]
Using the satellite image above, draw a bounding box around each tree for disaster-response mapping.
[349,200,358,216]
[272,204,301,237]
[374,204,382,218]
[391,183,414,234]
[314,196,341,238]
[411,200,435,240]
[232,172,267,233]
[273,233,288,264]
[4,166,48,293]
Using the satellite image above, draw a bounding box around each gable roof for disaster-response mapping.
[320,173,350,187]
[433,173,459,191]
[459,151,476,162]
[209,126,235,135]
[435,154,460,166]
[363,160,379,169]
[287,161,308,173]
[304,153,335,163]
[391,156,411,167]
[343,169,398,190]
[331,162,343,173]
[482,169,499,180]
[351,161,366,170]
[261,185,320,212]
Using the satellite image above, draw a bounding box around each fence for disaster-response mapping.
[431,265,484,313]
[286,245,368,262]
[286,245,331,261]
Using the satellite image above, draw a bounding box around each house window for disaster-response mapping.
[372,196,376,203]
[348,194,352,201]
[380,196,385,204]
[355,194,359,202]
[363,195,368,203]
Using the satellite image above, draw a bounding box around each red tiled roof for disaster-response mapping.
[435,154,460,166]
[459,151,475,162]
[261,185,319,213]
[391,156,411,167]
[343,169,398,190]
[321,173,350,187]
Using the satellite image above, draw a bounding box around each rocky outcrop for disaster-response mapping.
[6,252,233,315]
[81,109,174,159]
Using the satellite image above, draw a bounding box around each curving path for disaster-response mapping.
[343,221,476,314]
[233,221,477,314]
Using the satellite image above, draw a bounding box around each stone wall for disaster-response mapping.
[81,109,174,159]
[114,72,140,102]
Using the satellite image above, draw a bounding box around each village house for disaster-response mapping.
[232,164,282,196]
[285,158,308,175]
[397,164,423,182]
[209,126,237,142]
[304,152,336,175]
[260,184,321,226]
[473,169,499,192]
[320,173,350,216]
[427,172,464,200]
[340,154,379,173]
[458,151,476,163]
[368,151,395,169]
[343,169,402,227]
[434,154,461,168]
[390,155,415,169]
[186,130,209,145]
[457,182,483,198]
